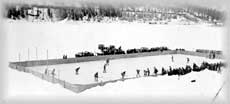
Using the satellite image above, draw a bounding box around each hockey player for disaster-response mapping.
[94,72,99,82]
[121,71,126,79]
[75,67,80,75]
[136,69,140,77]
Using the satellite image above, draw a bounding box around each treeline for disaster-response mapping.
[75,51,94,57]
[126,47,170,54]
[64,44,223,59]
[196,49,222,54]
[6,6,28,20]
[97,44,125,55]
[187,6,225,22]
[66,6,122,21]
[5,5,122,21]
[74,44,126,58]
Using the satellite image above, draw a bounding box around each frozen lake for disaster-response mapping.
[28,54,223,84]
[5,21,224,62]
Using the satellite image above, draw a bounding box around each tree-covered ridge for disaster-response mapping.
[5,4,225,25]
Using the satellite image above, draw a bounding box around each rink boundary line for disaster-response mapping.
[9,50,223,67]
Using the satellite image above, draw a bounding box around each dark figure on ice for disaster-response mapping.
[106,58,110,64]
[154,68,158,75]
[171,55,174,62]
[162,67,167,75]
[185,65,192,71]
[177,67,182,80]
[147,68,150,76]
[217,62,222,73]
[212,53,216,59]
[44,68,48,75]
[121,71,126,79]
[209,51,216,59]
[169,66,172,72]
[94,72,99,82]
[199,62,207,70]
[51,68,56,76]
[103,63,108,73]
[63,54,67,59]
[136,69,140,77]
[154,67,158,75]
[192,63,199,71]
[143,70,147,76]
[187,57,190,63]
[75,67,80,75]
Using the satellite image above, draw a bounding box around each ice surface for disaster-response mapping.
[29,54,223,84]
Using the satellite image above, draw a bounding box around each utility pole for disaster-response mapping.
[18,53,21,62]
[28,48,30,61]
[46,49,48,68]
[46,49,48,60]
[36,47,38,60]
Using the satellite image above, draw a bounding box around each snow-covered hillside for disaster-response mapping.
[7,68,76,97]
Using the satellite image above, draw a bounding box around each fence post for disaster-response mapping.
[28,48,30,61]
[36,47,38,60]
[18,53,21,62]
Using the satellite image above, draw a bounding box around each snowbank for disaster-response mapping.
[80,69,226,103]
[7,68,76,98]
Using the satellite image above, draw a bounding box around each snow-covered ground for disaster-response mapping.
[79,69,227,104]
[29,54,223,84]
[7,68,76,98]
[5,20,224,62]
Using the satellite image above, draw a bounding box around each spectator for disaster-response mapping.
[136,69,140,77]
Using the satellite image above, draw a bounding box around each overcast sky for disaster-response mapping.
[3,0,227,10]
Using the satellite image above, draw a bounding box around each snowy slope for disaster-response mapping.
[7,68,76,98]
[80,69,226,103]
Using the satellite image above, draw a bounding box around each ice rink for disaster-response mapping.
[8,54,226,104]
[28,54,223,84]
